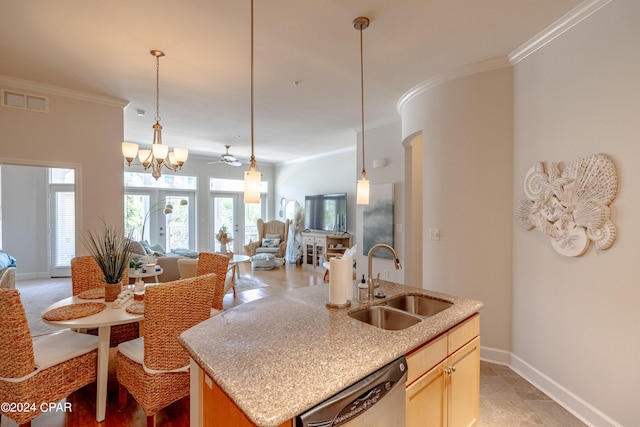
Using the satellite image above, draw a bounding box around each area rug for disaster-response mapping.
[233,274,268,293]
[16,278,72,337]
[17,275,268,337]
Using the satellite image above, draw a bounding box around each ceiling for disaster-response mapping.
[0,0,582,164]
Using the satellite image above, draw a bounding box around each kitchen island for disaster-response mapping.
[179,281,483,427]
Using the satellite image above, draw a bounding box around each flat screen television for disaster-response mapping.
[304,193,347,233]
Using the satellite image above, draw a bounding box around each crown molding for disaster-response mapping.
[279,145,356,166]
[0,74,129,108]
[508,0,612,64]
[396,57,511,114]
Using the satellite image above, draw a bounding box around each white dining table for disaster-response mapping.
[41,294,143,422]
[228,254,250,278]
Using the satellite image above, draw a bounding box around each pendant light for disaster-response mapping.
[122,50,188,180]
[354,17,370,205]
[244,0,262,203]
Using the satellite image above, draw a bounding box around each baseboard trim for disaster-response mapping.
[481,346,622,427]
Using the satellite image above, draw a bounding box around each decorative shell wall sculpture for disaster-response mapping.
[515,153,618,257]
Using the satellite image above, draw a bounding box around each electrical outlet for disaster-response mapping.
[429,228,440,241]
[382,270,389,279]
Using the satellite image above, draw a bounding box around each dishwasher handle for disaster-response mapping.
[297,356,407,427]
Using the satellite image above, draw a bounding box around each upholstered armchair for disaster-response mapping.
[243,219,290,258]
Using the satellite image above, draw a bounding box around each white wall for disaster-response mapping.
[400,65,514,355]
[275,148,357,235]
[0,77,127,262]
[354,121,405,284]
[275,121,405,283]
[1,165,47,278]
[512,1,639,425]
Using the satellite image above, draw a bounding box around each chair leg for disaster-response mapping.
[147,413,156,427]
[18,422,32,427]
[118,382,128,411]
[323,269,329,283]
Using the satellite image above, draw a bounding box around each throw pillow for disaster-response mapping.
[262,238,280,248]
[149,243,166,255]
[139,240,153,254]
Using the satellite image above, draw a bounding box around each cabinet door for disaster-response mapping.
[315,241,325,267]
[406,359,447,427]
[447,337,480,427]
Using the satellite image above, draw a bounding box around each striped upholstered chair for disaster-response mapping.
[0,288,98,426]
[70,256,138,347]
[116,273,215,426]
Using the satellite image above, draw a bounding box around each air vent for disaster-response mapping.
[1,89,49,112]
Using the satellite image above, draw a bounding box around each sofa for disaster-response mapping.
[128,240,197,283]
[0,252,16,289]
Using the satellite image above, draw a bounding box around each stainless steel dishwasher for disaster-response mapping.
[296,356,407,427]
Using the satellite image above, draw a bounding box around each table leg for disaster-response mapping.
[236,263,241,279]
[95,325,111,422]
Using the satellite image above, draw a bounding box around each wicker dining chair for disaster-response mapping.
[0,266,15,289]
[70,255,139,347]
[116,273,216,427]
[0,288,98,426]
[196,252,235,310]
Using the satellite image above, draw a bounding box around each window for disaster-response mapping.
[125,172,196,252]
[49,168,75,276]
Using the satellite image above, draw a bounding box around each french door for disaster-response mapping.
[125,190,195,252]
[211,193,265,253]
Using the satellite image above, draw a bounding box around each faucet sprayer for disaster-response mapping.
[367,243,402,299]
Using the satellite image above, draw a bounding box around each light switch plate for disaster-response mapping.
[429,228,440,241]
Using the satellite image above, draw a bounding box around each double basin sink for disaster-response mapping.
[349,294,453,331]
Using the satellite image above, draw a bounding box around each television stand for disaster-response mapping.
[301,231,351,271]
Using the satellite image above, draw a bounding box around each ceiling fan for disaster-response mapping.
[208,145,242,167]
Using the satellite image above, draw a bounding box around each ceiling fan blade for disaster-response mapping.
[229,161,242,167]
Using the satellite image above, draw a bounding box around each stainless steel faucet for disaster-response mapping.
[367,243,402,298]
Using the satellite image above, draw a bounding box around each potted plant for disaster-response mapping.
[81,220,134,302]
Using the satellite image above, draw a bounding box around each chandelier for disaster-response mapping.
[243,0,262,204]
[354,17,370,205]
[122,50,188,180]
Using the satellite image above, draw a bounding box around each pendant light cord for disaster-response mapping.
[155,54,161,123]
[250,0,256,167]
[359,24,365,177]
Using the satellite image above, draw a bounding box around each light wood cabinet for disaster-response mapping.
[406,314,480,427]
[301,232,351,271]
[200,369,292,427]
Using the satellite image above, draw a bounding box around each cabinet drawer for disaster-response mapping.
[447,314,480,355]
[302,236,315,245]
[406,333,447,385]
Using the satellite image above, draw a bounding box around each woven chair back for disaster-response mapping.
[258,219,290,243]
[143,273,216,371]
[196,252,229,310]
[71,255,130,295]
[0,267,16,289]
[0,289,35,378]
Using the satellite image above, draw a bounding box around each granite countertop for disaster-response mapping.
[179,281,483,427]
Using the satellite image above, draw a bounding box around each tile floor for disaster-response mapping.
[479,361,587,427]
